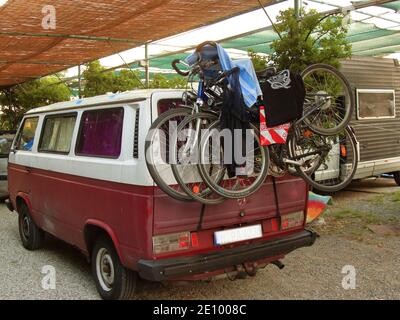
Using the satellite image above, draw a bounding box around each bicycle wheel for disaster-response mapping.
[288,125,358,193]
[268,144,287,178]
[198,121,270,199]
[171,112,226,205]
[145,107,193,201]
[301,63,354,136]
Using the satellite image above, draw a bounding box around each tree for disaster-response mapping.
[268,8,352,73]
[113,69,143,92]
[82,61,115,97]
[0,76,71,130]
[247,49,268,72]
[82,61,187,97]
[149,73,187,89]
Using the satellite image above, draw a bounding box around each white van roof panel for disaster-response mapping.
[26,89,185,115]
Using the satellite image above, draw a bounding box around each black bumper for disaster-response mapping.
[138,229,317,281]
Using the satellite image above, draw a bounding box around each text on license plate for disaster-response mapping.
[214,224,263,246]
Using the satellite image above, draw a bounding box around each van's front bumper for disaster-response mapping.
[138,229,317,281]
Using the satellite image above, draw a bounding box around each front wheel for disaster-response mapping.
[301,64,354,136]
[91,236,137,300]
[18,203,45,251]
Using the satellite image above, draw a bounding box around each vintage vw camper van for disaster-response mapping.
[7,89,316,300]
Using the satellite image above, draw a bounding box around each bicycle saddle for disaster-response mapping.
[256,67,277,79]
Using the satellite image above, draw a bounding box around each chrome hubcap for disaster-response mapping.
[96,248,115,292]
[21,215,30,240]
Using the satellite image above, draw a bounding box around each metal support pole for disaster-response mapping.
[294,0,302,18]
[78,64,82,99]
[145,43,150,89]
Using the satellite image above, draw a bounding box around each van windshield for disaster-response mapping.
[16,118,39,151]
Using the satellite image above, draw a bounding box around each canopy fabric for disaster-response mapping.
[136,0,400,72]
[0,0,273,87]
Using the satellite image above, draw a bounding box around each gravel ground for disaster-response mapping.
[0,179,399,300]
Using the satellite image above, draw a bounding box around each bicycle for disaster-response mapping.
[146,41,357,202]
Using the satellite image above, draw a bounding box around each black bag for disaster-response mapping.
[260,69,305,127]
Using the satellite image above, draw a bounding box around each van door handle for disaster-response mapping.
[25,166,32,173]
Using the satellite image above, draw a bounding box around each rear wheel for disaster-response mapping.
[289,126,358,193]
[198,121,270,199]
[393,172,400,186]
[91,236,137,300]
[18,202,45,251]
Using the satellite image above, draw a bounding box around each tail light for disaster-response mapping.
[340,144,347,157]
[153,231,191,254]
[281,212,304,230]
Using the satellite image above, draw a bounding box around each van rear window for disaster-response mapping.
[39,114,77,153]
[76,108,124,158]
[157,99,185,115]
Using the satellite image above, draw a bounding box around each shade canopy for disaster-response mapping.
[142,0,400,72]
[0,0,273,87]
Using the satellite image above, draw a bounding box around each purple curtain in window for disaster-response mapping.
[77,108,124,157]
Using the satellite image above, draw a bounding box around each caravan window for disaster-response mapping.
[75,107,124,158]
[357,89,395,119]
[39,113,77,154]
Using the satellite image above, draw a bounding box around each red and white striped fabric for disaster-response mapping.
[259,105,291,146]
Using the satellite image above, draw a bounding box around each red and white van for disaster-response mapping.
[7,89,316,300]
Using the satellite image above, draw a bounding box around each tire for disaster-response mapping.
[91,236,137,300]
[145,107,193,201]
[301,63,354,136]
[18,202,45,251]
[393,172,400,186]
[198,121,270,199]
[290,126,358,193]
[171,112,226,205]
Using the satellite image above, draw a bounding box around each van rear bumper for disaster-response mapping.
[138,229,317,281]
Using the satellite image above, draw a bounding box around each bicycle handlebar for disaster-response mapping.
[195,41,218,52]
[208,66,240,86]
[171,59,190,77]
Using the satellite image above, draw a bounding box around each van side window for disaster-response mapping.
[76,108,124,158]
[39,113,77,153]
[15,117,39,151]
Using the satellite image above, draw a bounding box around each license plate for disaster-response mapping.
[214,224,263,246]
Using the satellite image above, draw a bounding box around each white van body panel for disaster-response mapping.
[9,89,186,187]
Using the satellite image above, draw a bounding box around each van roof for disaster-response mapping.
[26,89,185,115]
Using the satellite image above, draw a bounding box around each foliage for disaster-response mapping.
[83,60,188,97]
[268,8,352,73]
[82,61,143,97]
[149,73,188,89]
[247,49,268,72]
[0,76,71,130]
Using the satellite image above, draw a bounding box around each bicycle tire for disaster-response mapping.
[289,126,358,193]
[301,63,354,136]
[198,121,270,199]
[145,107,193,201]
[171,112,226,205]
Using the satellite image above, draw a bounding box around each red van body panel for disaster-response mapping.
[9,161,311,275]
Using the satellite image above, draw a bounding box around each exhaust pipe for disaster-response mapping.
[244,262,258,277]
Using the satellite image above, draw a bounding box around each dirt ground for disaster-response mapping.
[0,177,399,300]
